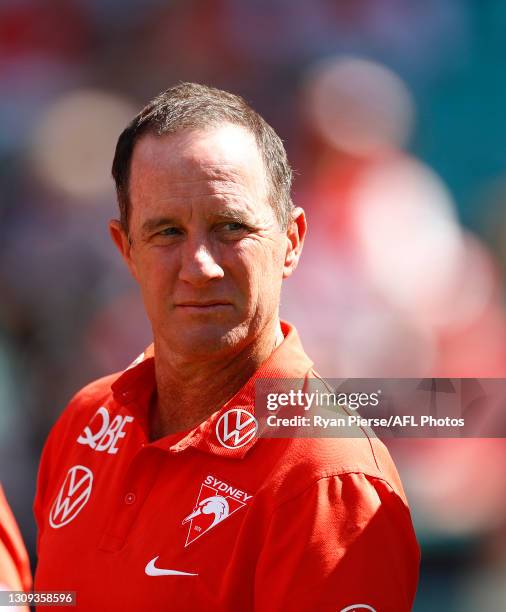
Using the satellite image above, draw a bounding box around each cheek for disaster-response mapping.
[134,250,176,301]
[231,242,284,302]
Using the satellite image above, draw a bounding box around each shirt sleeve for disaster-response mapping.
[0,485,32,593]
[254,472,420,612]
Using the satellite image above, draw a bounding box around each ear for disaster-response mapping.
[283,207,307,279]
[109,219,139,281]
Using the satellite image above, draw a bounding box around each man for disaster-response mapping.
[34,83,419,610]
[0,484,32,602]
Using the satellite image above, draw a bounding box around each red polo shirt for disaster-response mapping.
[34,321,419,611]
[0,485,32,594]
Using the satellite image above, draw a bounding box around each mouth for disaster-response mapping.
[175,301,233,311]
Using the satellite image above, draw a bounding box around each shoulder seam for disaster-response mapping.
[271,471,408,514]
[308,369,382,472]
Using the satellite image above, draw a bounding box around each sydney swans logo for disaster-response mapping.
[182,475,253,546]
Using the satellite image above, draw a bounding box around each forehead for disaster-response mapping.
[128,123,268,208]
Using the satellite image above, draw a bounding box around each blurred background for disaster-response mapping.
[1,0,506,609]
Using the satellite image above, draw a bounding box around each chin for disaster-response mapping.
[169,323,248,356]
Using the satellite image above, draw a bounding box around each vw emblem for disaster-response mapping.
[216,408,258,449]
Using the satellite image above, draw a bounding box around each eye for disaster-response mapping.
[224,222,247,231]
[158,226,182,236]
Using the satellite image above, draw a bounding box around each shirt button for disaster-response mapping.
[124,492,136,505]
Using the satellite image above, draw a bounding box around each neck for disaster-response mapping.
[149,319,283,440]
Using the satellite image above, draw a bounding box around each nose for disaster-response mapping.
[178,238,224,286]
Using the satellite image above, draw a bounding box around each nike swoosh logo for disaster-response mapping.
[145,556,198,577]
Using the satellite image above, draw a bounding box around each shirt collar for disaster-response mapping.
[111,320,313,459]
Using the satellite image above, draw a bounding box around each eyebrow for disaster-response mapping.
[213,210,251,224]
[141,216,180,236]
[141,210,252,235]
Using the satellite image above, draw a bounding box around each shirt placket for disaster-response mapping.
[98,444,165,552]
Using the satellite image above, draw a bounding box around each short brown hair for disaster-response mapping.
[111,82,294,231]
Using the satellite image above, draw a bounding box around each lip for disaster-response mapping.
[175,302,232,309]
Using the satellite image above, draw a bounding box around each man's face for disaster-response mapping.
[110,123,305,358]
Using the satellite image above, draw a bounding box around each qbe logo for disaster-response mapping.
[77,406,134,454]
[215,408,258,449]
[49,465,93,528]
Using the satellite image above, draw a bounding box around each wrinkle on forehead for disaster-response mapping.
[142,177,254,201]
[129,124,269,206]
